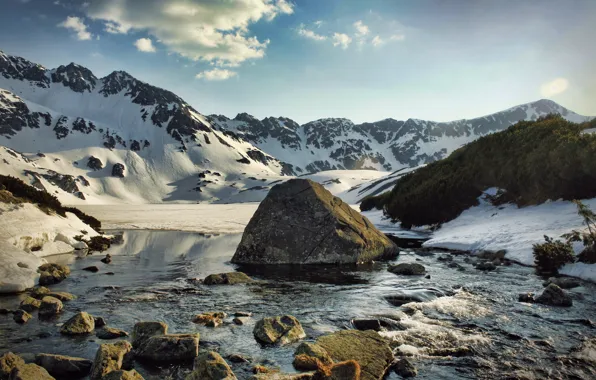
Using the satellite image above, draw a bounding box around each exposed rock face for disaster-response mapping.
[0,352,25,378]
[8,363,54,380]
[388,263,426,276]
[186,351,236,380]
[316,330,393,380]
[89,341,132,380]
[38,296,63,317]
[35,354,93,379]
[60,312,95,334]
[535,284,573,307]
[87,156,103,171]
[112,163,125,178]
[232,179,397,265]
[203,272,253,285]
[253,315,306,345]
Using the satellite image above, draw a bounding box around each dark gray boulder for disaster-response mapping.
[35,354,92,378]
[388,263,426,275]
[87,156,103,171]
[112,164,125,178]
[231,179,397,264]
[535,284,573,307]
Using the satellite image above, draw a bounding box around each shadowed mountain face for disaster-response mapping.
[0,50,591,203]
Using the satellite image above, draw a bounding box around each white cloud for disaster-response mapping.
[332,33,352,49]
[541,78,569,97]
[134,38,156,53]
[390,34,405,41]
[196,68,238,81]
[353,20,369,38]
[297,24,326,41]
[58,16,93,41]
[85,0,294,67]
[371,35,384,47]
[314,20,323,28]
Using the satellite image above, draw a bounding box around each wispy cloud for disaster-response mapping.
[353,20,370,38]
[332,33,352,49]
[297,24,327,41]
[58,16,93,41]
[196,68,237,81]
[134,38,156,53]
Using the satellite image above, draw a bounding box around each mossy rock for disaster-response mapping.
[131,321,167,347]
[293,342,333,371]
[186,351,236,380]
[19,297,41,312]
[203,272,253,285]
[60,312,95,334]
[135,334,199,362]
[387,263,426,276]
[316,330,393,380]
[8,363,54,380]
[39,296,63,317]
[102,369,145,380]
[89,341,132,380]
[253,315,306,345]
[35,353,92,378]
[0,352,25,378]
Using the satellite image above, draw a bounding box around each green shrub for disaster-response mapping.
[533,235,575,275]
[562,200,596,264]
[0,174,101,232]
[373,115,596,226]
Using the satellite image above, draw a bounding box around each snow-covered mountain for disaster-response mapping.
[0,50,591,204]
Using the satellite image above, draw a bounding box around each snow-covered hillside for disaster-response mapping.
[0,50,592,204]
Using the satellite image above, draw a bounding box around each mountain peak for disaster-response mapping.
[50,62,97,93]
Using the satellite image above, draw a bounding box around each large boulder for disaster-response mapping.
[316,330,393,380]
[131,321,168,347]
[8,363,54,380]
[186,351,236,380]
[0,353,25,378]
[35,354,92,378]
[203,272,253,285]
[38,263,70,286]
[535,284,573,307]
[231,179,398,264]
[60,312,95,334]
[253,315,306,345]
[89,341,132,380]
[134,334,200,362]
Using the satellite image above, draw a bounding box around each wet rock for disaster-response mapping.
[228,354,250,364]
[60,312,95,334]
[94,316,107,328]
[135,334,200,362]
[203,272,253,285]
[38,263,70,285]
[19,297,41,312]
[253,315,306,345]
[535,284,573,307]
[394,358,417,378]
[87,236,111,252]
[29,286,50,299]
[233,317,249,325]
[427,347,473,357]
[351,318,382,331]
[475,261,497,271]
[131,321,168,347]
[0,352,25,378]
[82,266,99,273]
[89,341,132,380]
[252,373,313,380]
[518,293,535,303]
[13,310,32,324]
[102,369,144,380]
[101,254,112,264]
[570,337,596,364]
[232,179,398,264]
[47,292,76,302]
[293,342,333,371]
[543,277,581,289]
[385,288,444,306]
[235,311,252,317]
[38,296,63,317]
[112,163,125,178]
[388,263,426,276]
[35,353,92,378]
[316,330,393,380]
[437,255,453,262]
[186,351,236,380]
[0,308,13,315]
[96,327,129,339]
[193,312,226,326]
[8,363,54,380]
[313,360,360,380]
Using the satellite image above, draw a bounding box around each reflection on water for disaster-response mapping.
[0,230,595,380]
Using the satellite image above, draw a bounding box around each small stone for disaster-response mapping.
[475,261,497,271]
[234,311,252,317]
[193,312,226,327]
[94,316,107,328]
[0,352,25,378]
[82,266,99,273]
[387,263,426,276]
[96,327,129,339]
[19,297,41,312]
[13,309,32,324]
[38,296,63,317]
[60,312,95,334]
[351,318,382,331]
[394,358,417,378]
[518,293,535,303]
[233,317,249,325]
[101,254,112,264]
[253,315,306,345]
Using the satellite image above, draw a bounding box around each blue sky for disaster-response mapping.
[1,0,595,124]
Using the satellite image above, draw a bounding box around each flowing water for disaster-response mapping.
[0,230,595,379]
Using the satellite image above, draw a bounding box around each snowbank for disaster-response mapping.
[0,241,45,293]
[419,197,596,282]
